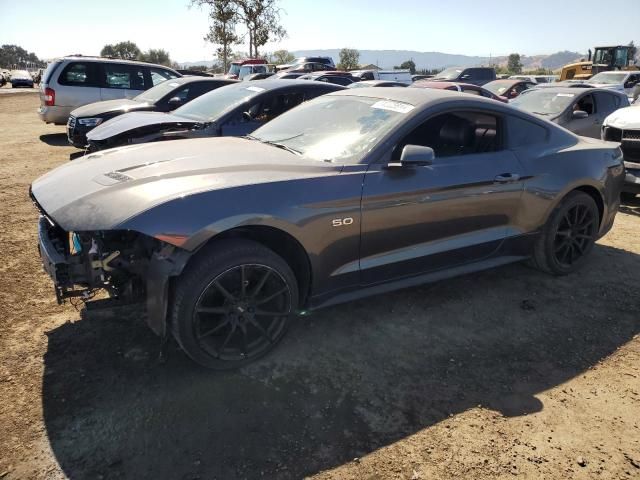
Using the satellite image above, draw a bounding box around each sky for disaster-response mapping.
[1,0,639,63]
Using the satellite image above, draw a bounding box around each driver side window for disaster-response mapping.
[392,111,502,160]
[223,92,306,127]
[575,94,595,115]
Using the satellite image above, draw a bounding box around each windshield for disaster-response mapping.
[174,83,264,121]
[239,65,267,79]
[251,95,414,163]
[589,72,627,84]
[433,68,462,80]
[12,70,30,77]
[511,90,576,116]
[135,79,183,103]
[228,63,241,76]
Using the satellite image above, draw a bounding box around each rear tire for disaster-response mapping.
[170,239,298,369]
[530,191,599,275]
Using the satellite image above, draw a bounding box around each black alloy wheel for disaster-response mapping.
[194,264,291,362]
[552,203,597,268]
[171,239,299,369]
[531,191,600,275]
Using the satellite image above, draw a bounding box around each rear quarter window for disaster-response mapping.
[150,67,180,86]
[43,61,63,84]
[58,62,100,87]
[507,115,548,148]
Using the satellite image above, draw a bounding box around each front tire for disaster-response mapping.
[171,239,299,369]
[531,191,599,275]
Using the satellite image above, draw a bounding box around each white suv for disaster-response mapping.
[38,56,181,125]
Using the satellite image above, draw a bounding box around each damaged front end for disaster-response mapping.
[37,215,153,304]
[36,211,190,337]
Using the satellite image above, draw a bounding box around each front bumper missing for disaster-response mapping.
[38,216,73,303]
[37,215,93,304]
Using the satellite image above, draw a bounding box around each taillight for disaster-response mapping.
[44,88,55,106]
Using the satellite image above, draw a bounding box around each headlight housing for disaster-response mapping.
[78,118,103,127]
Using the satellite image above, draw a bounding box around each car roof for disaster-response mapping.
[55,56,180,71]
[592,70,630,76]
[410,81,479,89]
[230,78,345,92]
[328,86,502,107]
[529,86,624,95]
[486,79,524,87]
[304,71,350,77]
[358,80,403,85]
[170,76,237,85]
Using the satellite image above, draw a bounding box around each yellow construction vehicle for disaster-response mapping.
[560,45,638,81]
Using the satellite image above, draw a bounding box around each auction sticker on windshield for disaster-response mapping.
[246,86,265,92]
[371,100,414,114]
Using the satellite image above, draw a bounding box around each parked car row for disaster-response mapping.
[82,80,342,151]
[31,54,628,369]
[3,69,35,88]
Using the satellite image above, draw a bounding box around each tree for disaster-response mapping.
[0,45,43,69]
[338,48,360,71]
[139,49,172,66]
[507,53,523,74]
[628,41,637,64]
[100,41,142,61]
[235,0,286,57]
[396,60,416,74]
[192,0,240,72]
[271,49,294,65]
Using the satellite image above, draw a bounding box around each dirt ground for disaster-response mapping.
[0,92,639,480]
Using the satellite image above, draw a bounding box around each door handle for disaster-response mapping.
[494,173,520,183]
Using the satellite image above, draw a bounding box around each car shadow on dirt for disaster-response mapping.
[620,195,640,217]
[39,133,69,147]
[41,244,640,479]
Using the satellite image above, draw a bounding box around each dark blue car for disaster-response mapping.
[86,79,344,151]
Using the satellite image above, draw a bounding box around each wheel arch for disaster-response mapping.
[572,184,604,227]
[189,225,313,308]
[545,182,606,229]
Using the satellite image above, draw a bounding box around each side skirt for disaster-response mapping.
[308,254,529,311]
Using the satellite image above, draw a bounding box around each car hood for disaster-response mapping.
[603,106,640,129]
[87,111,199,141]
[71,99,149,118]
[31,136,341,232]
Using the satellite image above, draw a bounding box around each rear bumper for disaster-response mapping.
[37,105,72,125]
[11,80,33,87]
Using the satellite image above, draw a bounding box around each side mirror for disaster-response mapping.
[388,145,435,168]
[572,110,589,119]
[168,97,183,108]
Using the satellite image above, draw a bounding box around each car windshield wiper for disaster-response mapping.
[261,140,302,155]
[245,134,302,155]
[531,111,551,116]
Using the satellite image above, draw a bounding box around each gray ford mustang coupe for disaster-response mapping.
[31,88,625,369]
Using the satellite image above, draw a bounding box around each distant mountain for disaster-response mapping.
[180,49,584,71]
